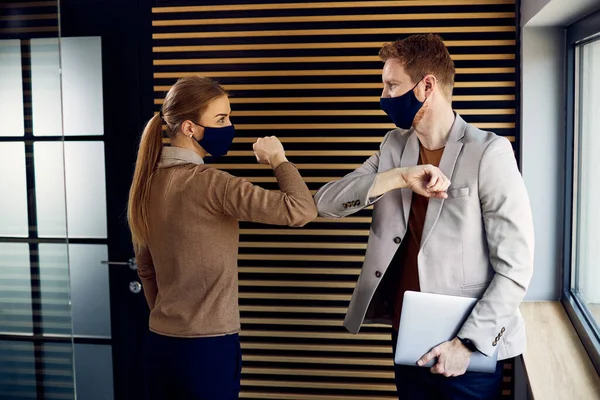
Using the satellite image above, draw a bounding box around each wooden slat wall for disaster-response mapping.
[152,1,517,398]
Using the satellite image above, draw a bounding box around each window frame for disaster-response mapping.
[562,7,600,375]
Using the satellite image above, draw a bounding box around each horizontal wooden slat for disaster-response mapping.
[243,367,393,379]
[233,109,515,116]
[244,176,348,182]
[242,379,394,391]
[235,137,382,143]
[238,266,360,275]
[234,143,524,156]
[242,342,389,353]
[239,242,367,250]
[153,40,516,53]
[152,0,514,13]
[239,255,364,262]
[316,217,370,223]
[240,280,357,288]
[242,354,392,365]
[157,94,516,104]
[229,136,514,144]
[163,136,384,144]
[154,54,514,66]
[228,95,516,103]
[154,12,514,26]
[154,68,513,78]
[241,393,396,400]
[239,305,349,313]
[218,81,515,91]
[242,331,389,340]
[242,318,379,327]
[238,229,369,235]
[212,164,362,170]
[239,293,351,301]
[228,150,375,156]
[153,26,515,40]
[165,136,514,146]
[234,123,515,130]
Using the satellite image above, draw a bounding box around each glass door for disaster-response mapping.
[0,1,76,399]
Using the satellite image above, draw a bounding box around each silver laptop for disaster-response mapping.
[394,291,498,373]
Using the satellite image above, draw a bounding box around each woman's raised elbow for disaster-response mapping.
[288,203,318,227]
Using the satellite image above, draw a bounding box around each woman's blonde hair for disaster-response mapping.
[127,76,227,250]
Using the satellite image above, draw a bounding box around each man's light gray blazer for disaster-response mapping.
[314,114,534,360]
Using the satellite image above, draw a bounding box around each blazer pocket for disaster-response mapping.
[460,280,491,298]
[447,187,470,199]
[461,280,491,290]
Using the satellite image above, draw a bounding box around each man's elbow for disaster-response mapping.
[521,262,534,291]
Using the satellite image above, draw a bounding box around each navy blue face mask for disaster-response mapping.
[380,78,425,130]
[190,122,235,158]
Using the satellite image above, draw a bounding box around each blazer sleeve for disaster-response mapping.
[457,136,535,357]
[314,131,394,218]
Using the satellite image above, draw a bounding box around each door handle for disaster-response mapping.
[129,281,142,294]
[101,258,137,270]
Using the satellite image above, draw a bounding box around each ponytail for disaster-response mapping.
[128,76,227,250]
[128,113,163,250]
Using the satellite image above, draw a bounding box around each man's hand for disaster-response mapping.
[400,165,451,199]
[417,337,473,377]
[253,136,289,170]
[368,165,450,198]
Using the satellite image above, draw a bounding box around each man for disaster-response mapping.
[314,34,534,399]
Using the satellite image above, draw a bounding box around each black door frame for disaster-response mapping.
[60,0,154,398]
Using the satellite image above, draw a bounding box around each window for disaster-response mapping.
[564,8,600,374]
[572,39,600,327]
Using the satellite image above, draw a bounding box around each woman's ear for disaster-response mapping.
[180,120,195,138]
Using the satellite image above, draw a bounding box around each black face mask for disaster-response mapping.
[380,78,425,129]
[190,122,236,158]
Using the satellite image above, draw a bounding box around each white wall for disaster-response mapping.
[520,0,600,300]
[521,0,552,26]
[524,0,600,27]
[521,27,565,300]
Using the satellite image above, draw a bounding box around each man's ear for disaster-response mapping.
[422,74,437,97]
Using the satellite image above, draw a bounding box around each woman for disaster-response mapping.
[127,76,317,400]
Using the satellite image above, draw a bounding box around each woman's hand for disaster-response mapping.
[253,136,289,169]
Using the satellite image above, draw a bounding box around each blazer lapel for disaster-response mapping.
[420,114,466,249]
[399,133,419,225]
